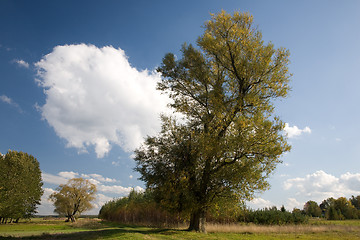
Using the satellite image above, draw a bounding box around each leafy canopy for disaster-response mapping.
[135,10,291,232]
[49,178,96,222]
[0,150,43,222]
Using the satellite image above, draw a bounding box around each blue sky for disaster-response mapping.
[1,0,360,214]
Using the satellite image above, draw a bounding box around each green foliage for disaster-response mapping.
[239,207,308,225]
[0,150,43,223]
[99,189,183,226]
[135,10,291,232]
[49,178,97,222]
[303,200,322,217]
[307,197,360,220]
[206,198,244,224]
[333,197,357,219]
[350,195,360,210]
[327,205,341,220]
[99,189,244,226]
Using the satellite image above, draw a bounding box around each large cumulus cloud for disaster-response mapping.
[35,44,170,158]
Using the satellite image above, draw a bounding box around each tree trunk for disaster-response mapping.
[65,214,76,222]
[188,209,206,233]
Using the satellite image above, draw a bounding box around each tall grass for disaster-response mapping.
[99,190,184,227]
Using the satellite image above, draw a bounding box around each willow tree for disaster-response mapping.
[135,10,291,232]
[49,178,96,222]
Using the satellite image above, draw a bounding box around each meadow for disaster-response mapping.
[1,218,360,239]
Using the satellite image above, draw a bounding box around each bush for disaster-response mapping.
[239,207,308,225]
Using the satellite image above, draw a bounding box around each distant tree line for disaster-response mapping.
[301,196,360,220]
[0,150,43,224]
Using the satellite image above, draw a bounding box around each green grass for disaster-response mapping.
[1,218,360,239]
[309,218,360,226]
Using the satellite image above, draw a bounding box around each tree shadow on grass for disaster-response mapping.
[0,224,183,240]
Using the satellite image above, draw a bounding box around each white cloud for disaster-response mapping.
[247,171,360,212]
[0,95,12,104]
[37,188,56,215]
[247,197,302,211]
[58,171,79,179]
[283,170,360,203]
[35,44,171,158]
[43,171,143,195]
[248,197,274,209]
[286,198,301,210]
[88,178,101,185]
[86,173,117,183]
[42,172,68,185]
[97,184,144,194]
[14,59,29,68]
[111,161,120,166]
[43,171,117,185]
[340,172,360,190]
[280,174,290,177]
[0,95,23,112]
[284,123,311,138]
[86,193,114,215]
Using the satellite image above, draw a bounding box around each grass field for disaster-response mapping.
[1,218,360,239]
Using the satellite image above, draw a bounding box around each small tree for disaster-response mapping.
[303,200,321,217]
[334,197,357,219]
[320,197,335,217]
[327,205,340,220]
[350,195,360,210]
[49,178,96,222]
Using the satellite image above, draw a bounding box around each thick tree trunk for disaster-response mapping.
[65,215,76,222]
[188,209,206,233]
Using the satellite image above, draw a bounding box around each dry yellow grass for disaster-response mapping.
[205,223,360,234]
[71,218,104,229]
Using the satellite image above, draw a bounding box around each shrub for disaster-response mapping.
[239,207,308,225]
